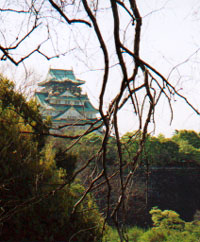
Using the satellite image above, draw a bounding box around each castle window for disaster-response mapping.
[55,99,60,104]
[64,100,71,104]
[68,115,77,119]
[74,100,81,105]
[49,99,60,104]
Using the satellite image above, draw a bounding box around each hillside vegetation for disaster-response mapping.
[0,76,103,241]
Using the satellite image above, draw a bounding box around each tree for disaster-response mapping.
[150,207,185,231]
[172,130,200,149]
[172,130,200,164]
[121,132,181,166]
[0,76,103,241]
[0,1,200,241]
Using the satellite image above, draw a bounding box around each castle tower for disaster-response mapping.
[35,68,98,131]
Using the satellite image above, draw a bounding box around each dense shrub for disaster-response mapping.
[0,76,103,242]
[149,207,185,231]
[103,208,200,242]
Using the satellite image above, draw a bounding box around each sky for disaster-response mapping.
[138,0,200,136]
[1,0,200,137]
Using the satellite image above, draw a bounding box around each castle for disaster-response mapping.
[35,68,99,131]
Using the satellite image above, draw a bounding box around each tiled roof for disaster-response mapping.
[36,94,97,114]
[35,92,48,105]
[84,100,98,112]
[49,69,76,81]
[38,69,85,86]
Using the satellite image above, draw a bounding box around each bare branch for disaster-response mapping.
[48,0,92,27]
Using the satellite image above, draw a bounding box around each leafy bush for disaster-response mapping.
[103,226,144,242]
[0,76,103,242]
[127,226,145,242]
[150,207,185,231]
[138,228,167,242]
[102,227,121,242]
[103,208,200,242]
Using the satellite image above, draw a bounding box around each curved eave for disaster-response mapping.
[52,118,98,123]
[38,79,85,87]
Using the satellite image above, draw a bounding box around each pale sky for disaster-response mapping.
[1,0,200,137]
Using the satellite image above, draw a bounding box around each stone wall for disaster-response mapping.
[147,167,200,222]
[94,167,200,227]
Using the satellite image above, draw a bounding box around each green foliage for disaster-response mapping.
[103,209,200,242]
[172,130,200,164]
[143,136,180,166]
[55,149,77,183]
[172,130,200,149]
[78,132,103,159]
[138,227,200,242]
[184,220,200,237]
[138,228,167,242]
[54,128,200,169]
[102,226,144,242]
[147,208,200,242]
[121,131,140,162]
[178,140,200,164]
[102,226,120,242]
[150,207,185,231]
[0,75,50,156]
[0,76,103,242]
[127,226,145,242]
[121,129,200,166]
[121,132,181,166]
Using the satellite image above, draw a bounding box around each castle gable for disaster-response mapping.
[55,107,84,120]
[60,90,75,97]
